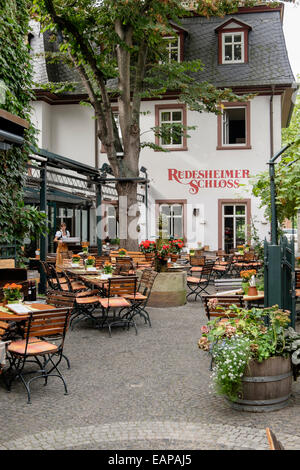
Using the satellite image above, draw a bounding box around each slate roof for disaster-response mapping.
[181,10,295,88]
[31,9,295,93]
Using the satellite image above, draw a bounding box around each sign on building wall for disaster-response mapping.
[168,168,250,195]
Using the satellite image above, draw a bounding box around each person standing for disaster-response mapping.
[54,222,70,271]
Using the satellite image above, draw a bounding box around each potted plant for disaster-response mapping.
[71,254,81,267]
[237,245,244,255]
[169,239,184,262]
[240,269,257,295]
[198,305,298,411]
[81,241,89,255]
[3,283,23,305]
[139,240,156,261]
[85,255,96,271]
[155,243,171,272]
[102,261,114,279]
[118,248,128,257]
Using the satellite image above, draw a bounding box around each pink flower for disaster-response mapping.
[201,325,209,334]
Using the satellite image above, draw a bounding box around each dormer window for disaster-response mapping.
[215,18,251,65]
[164,36,180,63]
[222,32,244,63]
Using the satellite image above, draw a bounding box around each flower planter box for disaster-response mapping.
[146,271,187,308]
[229,356,292,412]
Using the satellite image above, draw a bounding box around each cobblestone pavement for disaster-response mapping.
[1,299,300,450]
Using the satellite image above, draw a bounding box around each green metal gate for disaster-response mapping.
[264,236,296,327]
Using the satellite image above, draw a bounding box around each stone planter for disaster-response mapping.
[147,271,187,308]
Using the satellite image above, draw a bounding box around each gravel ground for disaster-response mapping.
[1,298,300,450]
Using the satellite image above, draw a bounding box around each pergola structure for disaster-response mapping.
[27,146,148,261]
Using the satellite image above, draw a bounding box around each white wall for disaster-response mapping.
[31,94,282,249]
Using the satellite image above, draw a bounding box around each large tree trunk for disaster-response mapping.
[116,180,139,250]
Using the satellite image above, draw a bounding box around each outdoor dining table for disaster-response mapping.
[215,289,264,307]
[0,302,56,322]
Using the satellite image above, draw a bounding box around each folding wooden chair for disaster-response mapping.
[189,255,206,274]
[187,261,215,301]
[202,294,244,320]
[266,428,285,450]
[122,269,158,327]
[5,308,71,403]
[98,277,137,337]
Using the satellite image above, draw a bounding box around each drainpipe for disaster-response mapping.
[270,85,275,159]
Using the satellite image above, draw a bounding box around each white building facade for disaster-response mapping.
[29,4,296,252]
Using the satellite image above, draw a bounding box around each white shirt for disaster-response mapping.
[55,230,70,240]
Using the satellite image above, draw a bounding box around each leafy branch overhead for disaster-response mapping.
[252,92,300,224]
[31,0,296,249]
[0,0,48,263]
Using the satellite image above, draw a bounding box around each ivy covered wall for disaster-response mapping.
[0,0,46,261]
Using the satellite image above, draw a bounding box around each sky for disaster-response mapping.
[282,2,300,80]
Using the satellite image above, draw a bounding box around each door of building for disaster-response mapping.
[222,203,247,252]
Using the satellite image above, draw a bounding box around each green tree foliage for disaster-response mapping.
[252,91,300,225]
[0,0,47,263]
[32,0,295,248]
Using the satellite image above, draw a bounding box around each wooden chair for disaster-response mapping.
[98,277,137,336]
[6,308,71,403]
[47,273,101,330]
[115,256,135,275]
[187,261,215,301]
[94,255,110,268]
[202,294,244,320]
[213,255,233,279]
[122,269,158,327]
[189,255,206,274]
[50,265,86,293]
[266,428,285,450]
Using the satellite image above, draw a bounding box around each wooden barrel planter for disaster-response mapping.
[230,356,292,412]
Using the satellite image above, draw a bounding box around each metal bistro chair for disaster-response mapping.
[122,269,158,327]
[187,261,215,301]
[59,271,101,330]
[98,277,137,337]
[5,308,71,404]
[213,254,234,279]
[40,261,68,291]
[189,255,206,274]
[50,265,87,293]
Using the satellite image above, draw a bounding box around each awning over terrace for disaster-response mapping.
[27,146,148,260]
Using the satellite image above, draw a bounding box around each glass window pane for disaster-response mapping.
[236,218,246,245]
[172,205,182,216]
[107,205,116,216]
[236,205,246,215]
[108,218,117,239]
[172,111,182,121]
[81,210,88,242]
[224,205,234,215]
[224,45,232,61]
[160,205,171,216]
[224,217,234,253]
[234,34,242,43]
[173,217,183,238]
[234,44,242,61]
[161,112,170,122]
[75,209,81,237]
[224,35,232,43]
[161,124,171,145]
[172,124,182,145]
[170,50,179,61]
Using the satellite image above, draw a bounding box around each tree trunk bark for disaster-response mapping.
[116,180,139,251]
